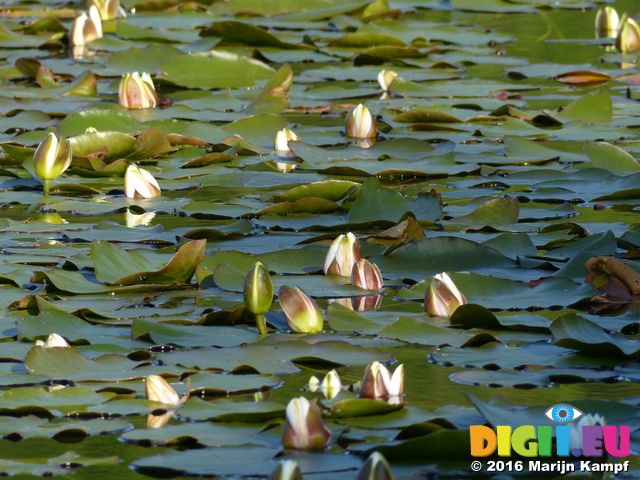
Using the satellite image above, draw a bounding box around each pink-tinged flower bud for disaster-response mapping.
[70,6,103,46]
[124,164,161,199]
[279,285,324,333]
[87,0,125,20]
[377,70,398,92]
[617,16,640,53]
[359,362,403,399]
[268,460,303,480]
[145,375,189,406]
[324,232,362,277]
[34,133,72,195]
[356,452,396,480]
[425,272,466,318]
[119,72,158,109]
[351,259,383,291]
[595,6,619,39]
[35,333,70,348]
[282,397,331,450]
[244,262,273,315]
[345,104,378,139]
[274,128,300,156]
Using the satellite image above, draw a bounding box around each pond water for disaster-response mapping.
[0,0,639,478]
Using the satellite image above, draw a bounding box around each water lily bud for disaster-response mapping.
[616,16,640,53]
[360,362,403,399]
[595,6,620,38]
[124,164,161,199]
[324,232,362,277]
[274,128,300,156]
[269,460,303,480]
[321,370,341,399]
[351,258,383,291]
[145,375,188,406]
[425,272,466,318]
[119,72,158,109]
[356,452,396,480]
[244,262,273,315]
[35,333,70,348]
[70,6,103,46]
[87,0,124,20]
[34,133,72,195]
[279,285,324,333]
[377,70,398,91]
[282,397,331,450]
[308,375,320,392]
[345,104,378,139]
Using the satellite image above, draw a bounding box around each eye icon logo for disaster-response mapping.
[544,404,584,423]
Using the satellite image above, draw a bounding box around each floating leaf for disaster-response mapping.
[584,141,640,175]
[158,51,274,89]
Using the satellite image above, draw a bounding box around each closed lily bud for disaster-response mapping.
[377,70,398,92]
[321,369,341,399]
[34,133,72,195]
[70,6,103,46]
[35,333,70,348]
[269,460,303,480]
[309,370,341,399]
[274,128,300,156]
[345,104,378,139]
[356,452,396,480]
[119,72,158,109]
[360,362,404,399]
[324,232,362,277]
[595,6,620,39]
[425,272,466,318]
[279,285,324,333]
[145,375,189,406]
[124,164,161,199]
[616,16,640,53]
[87,0,124,20]
[244,262,273,315]
[351,259,383,291]
[282,397,331,450]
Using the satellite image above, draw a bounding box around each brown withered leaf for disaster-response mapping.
[554,70,612,86]
[361,213,426,253]
[585,256,640,302]
[165,134,209,148]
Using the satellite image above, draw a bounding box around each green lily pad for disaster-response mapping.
[158,51,275,89]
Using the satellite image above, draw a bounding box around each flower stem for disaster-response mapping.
[255,314,267,335]
[43,179,51,196]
